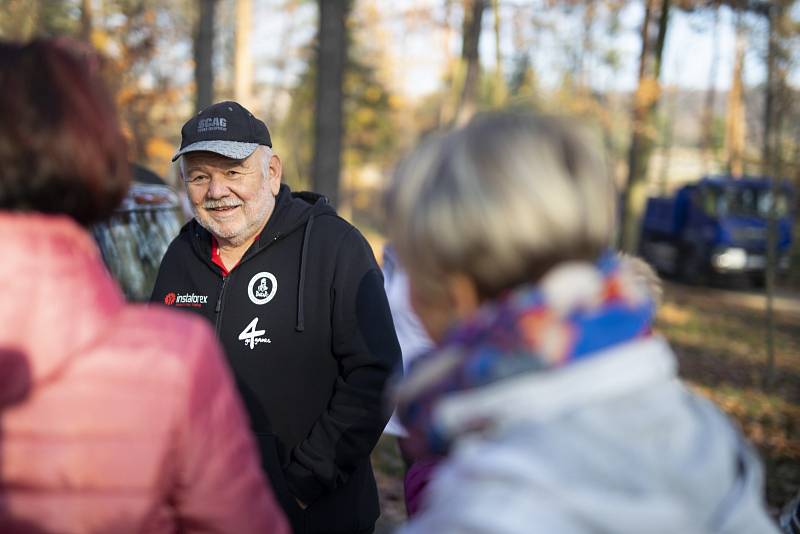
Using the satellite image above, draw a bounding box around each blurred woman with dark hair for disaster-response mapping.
[0,40,288,534]
[387,112,778,533]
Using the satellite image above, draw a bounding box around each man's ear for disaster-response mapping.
[268,154,282,195]
[409,273,480,344]
[446,274,480,321]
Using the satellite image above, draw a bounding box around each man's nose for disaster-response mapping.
[205,174,231,198]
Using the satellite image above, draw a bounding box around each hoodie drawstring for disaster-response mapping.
[296,214,314,332]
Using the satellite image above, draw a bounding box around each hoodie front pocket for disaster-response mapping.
[254,432,306,527]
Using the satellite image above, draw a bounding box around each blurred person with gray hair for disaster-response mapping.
[386,112,778,533]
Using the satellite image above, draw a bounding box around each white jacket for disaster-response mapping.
[401,337,778,534]
[382,251,434,438]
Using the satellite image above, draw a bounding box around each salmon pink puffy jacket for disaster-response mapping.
[0,213,289,534]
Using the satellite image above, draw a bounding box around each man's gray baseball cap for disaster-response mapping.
[171,101,272,162]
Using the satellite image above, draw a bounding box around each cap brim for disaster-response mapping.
[171,140,260,162]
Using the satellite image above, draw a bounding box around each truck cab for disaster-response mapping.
[640,176,794,284]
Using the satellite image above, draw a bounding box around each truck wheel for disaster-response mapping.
[749,273,766,289]
[679,247,708,286]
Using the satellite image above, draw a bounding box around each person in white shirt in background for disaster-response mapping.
[381,244,437,517]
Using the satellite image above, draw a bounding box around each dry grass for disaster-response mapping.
[657,283,800,513]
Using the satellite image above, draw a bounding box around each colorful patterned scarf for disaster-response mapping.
[395,252,656,457]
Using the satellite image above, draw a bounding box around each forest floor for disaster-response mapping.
[371,280,800,529]
[659,281,800,516]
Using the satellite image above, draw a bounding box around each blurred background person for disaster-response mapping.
[0,39,288,534]
[781,489,800,534]
[386,112,779,533]
[381,244,436,518]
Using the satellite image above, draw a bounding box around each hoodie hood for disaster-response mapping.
[255,184,334,248]
[0,213,124,396]
[252,186,334,331]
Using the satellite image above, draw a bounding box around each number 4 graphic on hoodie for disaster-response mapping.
[239,317,271,350]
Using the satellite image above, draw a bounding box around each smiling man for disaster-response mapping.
[151,101,401,534]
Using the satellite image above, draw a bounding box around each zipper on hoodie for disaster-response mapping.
[209,232,293,339]
[214,275,230,336]
[191,200,319,333]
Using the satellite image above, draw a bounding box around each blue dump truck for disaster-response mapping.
[639,176,794,285]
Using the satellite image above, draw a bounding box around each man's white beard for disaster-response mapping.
[191,183,273,248]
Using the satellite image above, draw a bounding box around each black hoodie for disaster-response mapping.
[151,184,401,533]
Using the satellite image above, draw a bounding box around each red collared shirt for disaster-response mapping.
[210,236,238,277]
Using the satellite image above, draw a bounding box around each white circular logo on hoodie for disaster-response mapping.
[248,272,277,305]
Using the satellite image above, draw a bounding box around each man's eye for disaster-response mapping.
[227,170,240,177]
[189,175,209,183]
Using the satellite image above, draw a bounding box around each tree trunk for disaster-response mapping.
[491,0,505,105]
[439,0,457,126]
[579,0,596,91]
[454,0,487,126]
[311,0,351,207]
[658,83,678,195]
[620,0,671,253]
[762,4,778,175]
[701,3,721,173]
[234,0,253,109]
[725,11,747,177]
[80,0,93,42]
[266,0,301,120]
[762,1,789,390]
[194,0,217,112]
